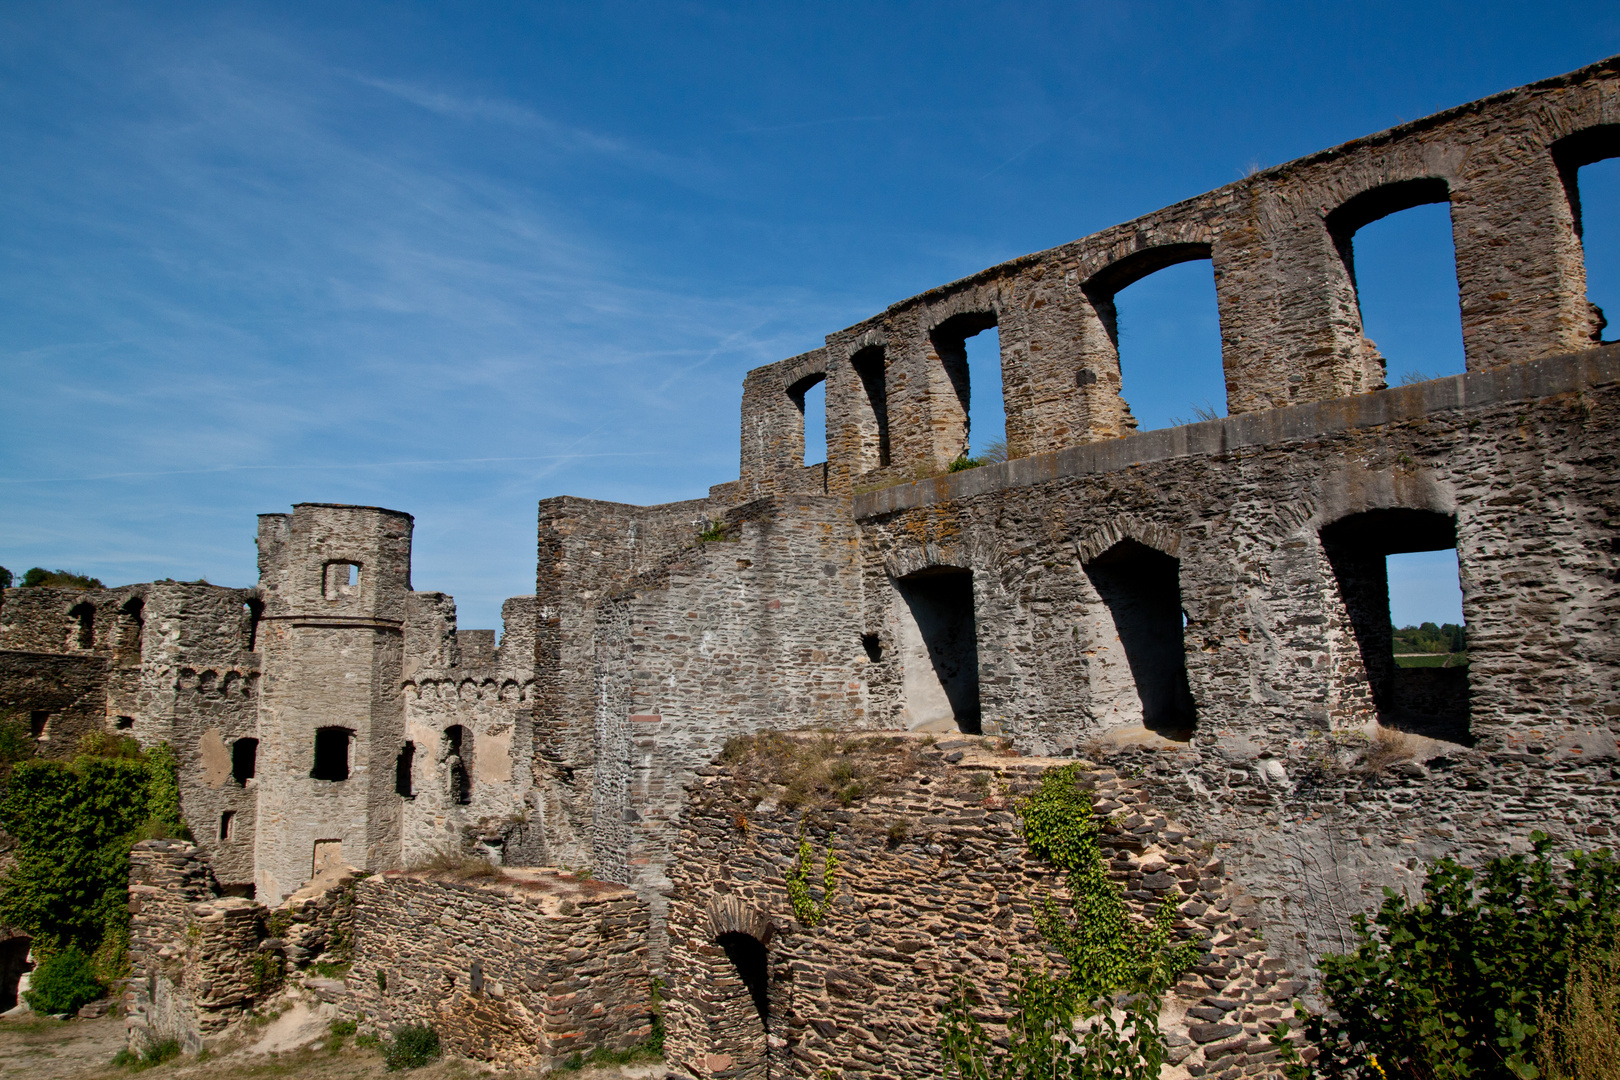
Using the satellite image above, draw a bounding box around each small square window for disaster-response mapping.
[323,562,361,600]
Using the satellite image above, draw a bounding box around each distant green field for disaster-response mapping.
[1394,652,1468,668]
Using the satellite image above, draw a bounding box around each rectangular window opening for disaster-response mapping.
[219,811,235,841]
[1110,259,1227,431]
[233,737,258,784]
[30,711,49,740]
[892,569,980,734]
[311,727,353,781]
[852,347,890,469]
[1322,511,1469,742]
[324,563,361,600]
[1082,540,1197,740]
[790,375,828,468]
[1342,200,1466,385]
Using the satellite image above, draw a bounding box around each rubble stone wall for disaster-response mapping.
[346,870,653,1069]
[664,733,1301,1080]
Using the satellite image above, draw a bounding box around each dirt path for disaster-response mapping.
[0,1012,674,1080]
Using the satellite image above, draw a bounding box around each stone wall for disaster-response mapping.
[664,733,1302,1080]
[853,345,1620,753]
[345,869,653,1070]
[740,57,1620,497]
[0,649,108,757]
[400,594,541,867]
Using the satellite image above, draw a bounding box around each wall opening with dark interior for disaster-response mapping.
[118,597,144,659]
[443,725,472,805]
[219,811,235,841]
[0,937,31,1013]
[1082,540,1197,739]
[1327,179,1464,384]
[718,931,770,1030]
[310,727,353,781]
[852,346,890,469]
[30,712,48,739]
[1555,126,1620,344]
[232,737,258,784]
[396,742,415,798]
[1086,244,1224,431]
[69,602,94,650]
[929,312,1001,462]
[116,715,135,729]
[789,373,827,466]
[893,568,981,733]
[244,599,264,651]
[1320,509,1468,740]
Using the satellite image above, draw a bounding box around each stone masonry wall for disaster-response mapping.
[740,56,1620,498]
[665,733,1302,1080]
[853,345,1620,754]
[590,495,874,954]
[347,869,653,1070]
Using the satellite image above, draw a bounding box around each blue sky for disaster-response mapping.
[2,3,1616,631]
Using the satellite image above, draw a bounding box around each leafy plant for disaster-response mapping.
[696,520,733,543]
[384,1024,441,1071]
[939,764,1197,1078]
[0,741,186,971]
[1288,835,1620,1080]
[948,455,983,472]
[786,834,839,927]
[24,947,105,1014]
[330,1017,358,1038]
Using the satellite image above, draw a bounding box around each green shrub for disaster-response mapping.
[1284,834,1620,1080]
[0,740,187,971]
[20,567,104,589]
[939,764,1196,1078]
[23,947,105,1015]
[384,1024,441,1071]
[947,454,982,472]
[330,1017,358,1038]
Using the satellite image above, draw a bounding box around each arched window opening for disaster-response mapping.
[789,374,828,467]
[1087,245,1225,431]
[232,737,258,785]
[929,312,1001,463]
[1327,179,1464,385]
[443,725,472,805]
[396,742,415,798]
[311,727,353,782]
[69,602,95,650]
[717,931,770,1029]
[851,346,890,469]
[118,597,144,659]
[1554,126,1620,345]
[1321,509,1469,741]
[892,568,980,734]
[244,599,265,651]
[1082,540,1197,740]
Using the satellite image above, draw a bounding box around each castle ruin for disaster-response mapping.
[2,54,1619,1078]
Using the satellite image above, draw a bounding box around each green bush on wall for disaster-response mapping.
[0,736,187,978]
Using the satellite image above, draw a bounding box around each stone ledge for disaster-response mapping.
[854,342,1620,519]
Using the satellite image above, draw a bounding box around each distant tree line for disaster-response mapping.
[1392,621,1466,654]
[0,565,104,590]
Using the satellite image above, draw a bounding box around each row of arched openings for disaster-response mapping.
[791,129,1619,466]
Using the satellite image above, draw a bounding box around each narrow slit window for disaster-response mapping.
[244,599,264,651]
[311,727,353,781]
[219,811,235,841]
[443,725,472,805]
[852,347,890,469]
[396,742,415,798]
